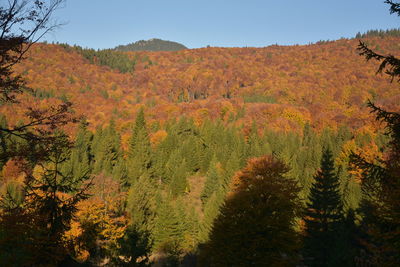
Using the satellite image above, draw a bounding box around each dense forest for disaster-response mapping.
[1,0,400,266]
[114,38,188,52]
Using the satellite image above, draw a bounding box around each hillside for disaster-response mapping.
[114,38,188,51]
[3,34,400,266]
[5,36,400,138]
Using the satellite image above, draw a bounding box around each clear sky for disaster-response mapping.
[45,0,399,49]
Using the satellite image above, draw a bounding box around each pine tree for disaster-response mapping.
[303,148,346,267]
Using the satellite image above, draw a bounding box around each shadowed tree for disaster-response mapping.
[201,156,302,267]
[352,1,400,265]
[0,1,94,265]
[303,148,349,266]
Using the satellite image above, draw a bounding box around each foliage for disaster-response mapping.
[201,156,302,267]
[303,149,351,266]
[115,38,187,52]
[350,1,400,265]
[60,44,137,73]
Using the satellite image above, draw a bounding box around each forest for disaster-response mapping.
[0,0,400,266]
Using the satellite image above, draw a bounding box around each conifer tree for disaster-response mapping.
[126,174,157,240]
[303,148,346,266]
[153,199,183,260]
[220,150,242,195]
[198,191,224,244]
[353,2,400,264]
[128,109,152,183]
[246,121,263,158]
[92,121,122,176]
[200,156,220,205]
[64,119,92,182]
[170,159,189,197]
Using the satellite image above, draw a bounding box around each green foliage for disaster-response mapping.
[116,226,151,266]
[62,119,93,182]
[128,109,153,183]
[356,28,400,38]
[169,159,189,197]
[60,44,136,73]
[200,156,220,205]
[198,191,224,244]
[115,38,187,52]
[92,120,122,176]
[153,199,184,259]
[202,156,302,266]
[31,88,55,99]
[303,148,349,266]
[127,175,157,237]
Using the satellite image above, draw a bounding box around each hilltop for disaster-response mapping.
[114,38,188,52]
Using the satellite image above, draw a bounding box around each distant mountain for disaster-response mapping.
[114,38,187,52]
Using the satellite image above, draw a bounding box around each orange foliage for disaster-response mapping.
[3,36,400,136]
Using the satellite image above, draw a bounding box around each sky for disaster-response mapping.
[44,0,399,49]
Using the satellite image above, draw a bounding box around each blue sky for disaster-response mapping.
[45,0,399,49]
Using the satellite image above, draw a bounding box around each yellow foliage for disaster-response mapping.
[282,107,308,126]
[150,130,168,146]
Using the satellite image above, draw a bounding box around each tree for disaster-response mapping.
[0,133,92,265]
[128,108,153,183]
[303,148,348,266]
[126,174,157,242]
[0,1,93,265]
[0,0,64,102]
[353,1,400,265]
[201,156,302,267]
[200,155,220,205]
[0,0,73,167]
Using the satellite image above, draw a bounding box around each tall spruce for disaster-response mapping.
[303,148,346,266]
[200,155,220,205]
[128,108,152,183]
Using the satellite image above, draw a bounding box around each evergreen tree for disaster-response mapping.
[245,121,263,158]
[153,199,183,261]
[303,148,347,266]
[170,159,189,197]
[200,156,220,205]
[222,150,241,190]
[354,3,400,264]
[64,119,92,182]
[198,191,224,244]
[128,109,152,183]
[92,121,122,176]
[127,175,157,241]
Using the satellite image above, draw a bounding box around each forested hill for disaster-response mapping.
[3,25,400,265]
[6,35,400,137]
[114,38,188,51]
